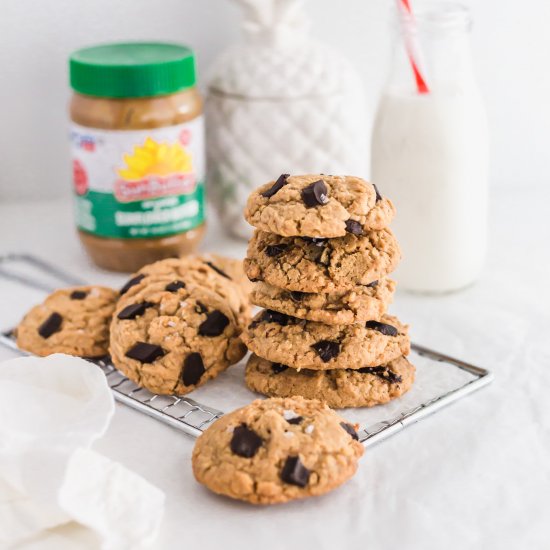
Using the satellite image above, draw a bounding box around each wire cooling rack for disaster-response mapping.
[0,253,493,447]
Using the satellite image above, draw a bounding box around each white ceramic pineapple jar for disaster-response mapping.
[206,0,367,239]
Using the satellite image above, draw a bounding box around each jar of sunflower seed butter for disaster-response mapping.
[69,42,205,272]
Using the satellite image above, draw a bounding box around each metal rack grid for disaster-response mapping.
[0,253,493,447]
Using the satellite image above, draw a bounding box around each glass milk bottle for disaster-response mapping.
[371,3,489,293]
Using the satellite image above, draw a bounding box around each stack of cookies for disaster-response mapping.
[242,174,415,408]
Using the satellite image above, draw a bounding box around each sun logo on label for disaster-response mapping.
[115,137,196,202]
[117,137,192,180]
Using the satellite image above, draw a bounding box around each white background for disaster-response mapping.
[0,0,548,201]
[0,2,549,548]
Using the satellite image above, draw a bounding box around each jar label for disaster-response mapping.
[70,118,205,239]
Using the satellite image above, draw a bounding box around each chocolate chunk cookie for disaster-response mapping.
[110,276,246,395]
[121,255,250,329]
[242,311,409,370]
[245,174,395,237]
[192,396,364,504]
[244,229,400,293]
[16,286,117,358]
[250,278,396,325]
[245,354,415,408]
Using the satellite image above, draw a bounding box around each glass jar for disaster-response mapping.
[371,3,489,293]
[69,43,205,272]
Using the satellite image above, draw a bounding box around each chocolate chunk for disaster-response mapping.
[365,320,398,336]
[358,365,402,383]
[301,180,329,208]
[247,309,291,330]
[261,174,289,198]
[205,261,231,280]
[311,340,340,362]
[70,290,88,300]
[309,247,325,264]
[302,237,329,264]
[38,312,62,339]
[165,280,186,292]
[117,302,153,320]
[262,309,292,326]
[289,291,306,302]
[230,424,263,458]
[281,456,310,487]
[199,310,230,336]
[345,219,364,236]
[125,342,164,363]
[265,243,288,257]
[181,352,205,386]
[365,280,379,288]
[287,416,303,425]
[340,422,359,440]
[195,301,208,314]
[247,276,261,283]
[119,273,145,295]
[271,363,289,374]
[373,183,382,202]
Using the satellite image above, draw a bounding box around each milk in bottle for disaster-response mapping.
[371,3,489,293]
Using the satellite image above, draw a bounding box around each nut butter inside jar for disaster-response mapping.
[69,43,206,272]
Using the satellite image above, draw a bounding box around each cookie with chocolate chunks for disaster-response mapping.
[245,354,415,409]
[244,229,400,293]
[249,279,396,325]
[110,275,246,396]
[242,310,409,371]
[245,174,395,238]
[192,396,363,504]
[16,286,117,358]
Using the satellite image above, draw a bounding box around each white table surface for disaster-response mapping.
[1,187,548,550]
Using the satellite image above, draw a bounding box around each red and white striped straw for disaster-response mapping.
[397,0,430,94]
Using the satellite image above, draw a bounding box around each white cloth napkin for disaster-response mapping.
[0,354,165,549]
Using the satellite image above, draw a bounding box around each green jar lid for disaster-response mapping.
[69,42,197,98]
